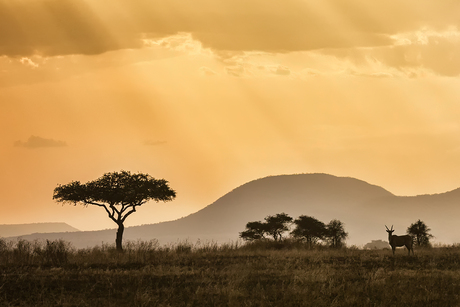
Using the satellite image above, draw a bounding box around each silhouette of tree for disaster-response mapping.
[239,221,267,241]
[291,215,327,248]
[264,213,293,241]
[53,170,176,251]
[240,213,293,242]
[326,219,348,248]
[407,219,433,247]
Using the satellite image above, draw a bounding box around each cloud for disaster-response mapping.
[144,140,167,146]
[199,66,217,76]
[366,72,394,78]
[322,28,460,77]
[0,0,140,57]
[1,1,459,78]
[273,65,291,76]
[143,33,211,56]
[14,135,67,149]
[1,0,459,58]
[225,65,246,77]
[19,57,38,68]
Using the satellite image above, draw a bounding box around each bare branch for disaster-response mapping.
[85,201,117,223]
[120,203,130,215]
[109,204,120,216]
[121,206,137,223]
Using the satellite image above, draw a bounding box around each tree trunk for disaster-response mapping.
[116,223,124,251]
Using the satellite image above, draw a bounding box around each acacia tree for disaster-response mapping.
[291,215,327,248]
[407,219,433,247]
[239,221,267,241]
[264,213,293,241]
[326,219,348,248]
[239,213,293,242]
[53,171,176,251]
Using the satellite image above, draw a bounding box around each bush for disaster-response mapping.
[44,239,71,266]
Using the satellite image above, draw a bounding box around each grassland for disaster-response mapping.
[0,239,459,306]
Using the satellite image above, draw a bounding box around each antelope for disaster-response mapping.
[385,225,414,255]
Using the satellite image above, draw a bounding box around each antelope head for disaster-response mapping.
[385,225,394,240]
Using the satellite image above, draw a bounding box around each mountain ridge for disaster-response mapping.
[0,222,79,238]
[8,173,460,247]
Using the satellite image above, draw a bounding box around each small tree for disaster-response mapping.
[264,213,293,241]
[239,221,267,241]
[326,219,348,248]
[291,215,327,248]
[240,213,293,242]
[407,219,433,247]
[53,170,176,251]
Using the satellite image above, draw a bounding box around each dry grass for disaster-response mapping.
[0,239,459,306]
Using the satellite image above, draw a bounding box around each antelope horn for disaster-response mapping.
[391,225,393,231]
[385,225,389,230]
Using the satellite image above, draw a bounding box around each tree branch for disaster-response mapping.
[109,204,120,216]
[120,203,130,215]
[120,201,144,215]
[85,201,117,223]
[121,206,137,223]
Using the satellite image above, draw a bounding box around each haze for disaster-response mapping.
[1,0,460,232]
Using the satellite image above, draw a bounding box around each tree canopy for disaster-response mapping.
[240,213,348,248]
[239,213,293,242]
[239,221,267,241]
[291,215,327,248]
[53,170,176,251]
[407,219,433,247]
[264,213,293,241]
[326,219,348,248]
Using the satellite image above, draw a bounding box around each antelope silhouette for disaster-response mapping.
[385,225,414,255]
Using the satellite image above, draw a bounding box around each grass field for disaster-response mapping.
[0,239,459,306]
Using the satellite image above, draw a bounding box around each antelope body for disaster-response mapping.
[385,225,414,255]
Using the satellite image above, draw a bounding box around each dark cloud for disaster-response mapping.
[0,0,458,58]
[15,135,67,149]
[0,0,141,57]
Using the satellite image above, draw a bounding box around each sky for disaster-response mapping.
[1,0,460,231]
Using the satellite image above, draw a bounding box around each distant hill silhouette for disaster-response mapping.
[363,240,390,250]
[0,222,79,238]
[9,174,460,248]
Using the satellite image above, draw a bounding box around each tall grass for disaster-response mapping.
[0,238,460,306]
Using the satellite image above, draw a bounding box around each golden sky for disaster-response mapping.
[1,0,460,231]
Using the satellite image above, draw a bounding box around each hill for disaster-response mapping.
[0,222,79,238]
[10,174,460,248]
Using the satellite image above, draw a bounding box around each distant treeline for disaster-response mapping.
[240,213,348,248]
[240,214,435,250]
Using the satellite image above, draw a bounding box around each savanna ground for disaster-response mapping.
[0,239,459,306]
